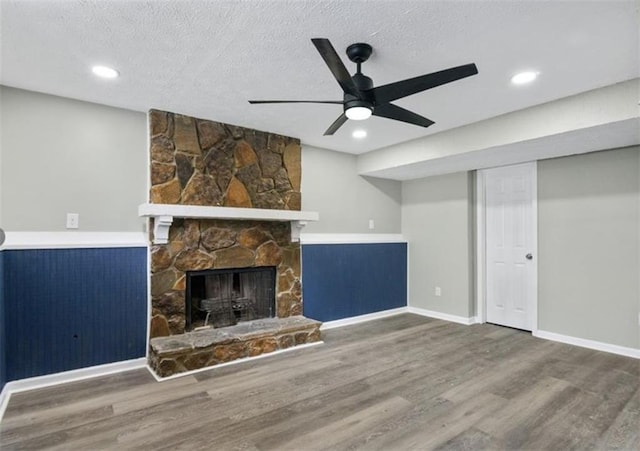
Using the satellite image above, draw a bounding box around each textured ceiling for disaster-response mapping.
[1,0,638,154]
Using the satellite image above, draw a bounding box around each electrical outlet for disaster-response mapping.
[435,286,442,296]
[66,213,79,229]
[368,219,375,229]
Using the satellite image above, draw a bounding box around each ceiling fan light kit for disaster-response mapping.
[345,105,372,120]
[249,38,478,136]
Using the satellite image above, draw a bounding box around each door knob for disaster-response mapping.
[526,253,533,260]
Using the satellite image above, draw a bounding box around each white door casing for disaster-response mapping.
[482,163,537,331]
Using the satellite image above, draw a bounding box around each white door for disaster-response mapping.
[484,163,536,331]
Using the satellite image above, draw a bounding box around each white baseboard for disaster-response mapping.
[0,385,9,423]
[407,306,478,325]
[533,330,640,359]
[0,357,148,421]
[320,307,408,330]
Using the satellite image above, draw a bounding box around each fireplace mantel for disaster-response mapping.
[139,203,319,244]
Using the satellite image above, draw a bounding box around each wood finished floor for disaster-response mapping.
[1,314,639,450]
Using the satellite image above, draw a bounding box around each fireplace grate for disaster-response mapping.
[198,298,237,328]
[232,298,258,322]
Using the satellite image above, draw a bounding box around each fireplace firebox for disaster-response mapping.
[185,267,276,331]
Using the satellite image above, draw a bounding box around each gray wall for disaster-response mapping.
[401,146,639,350]
[538,147,640,349]
[301,145,401,234]
[401,172,474,317]
[0,86,147,232]
[0,87,401,235]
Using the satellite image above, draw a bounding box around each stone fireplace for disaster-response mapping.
[148,217,304,336]
[142,110,321,377]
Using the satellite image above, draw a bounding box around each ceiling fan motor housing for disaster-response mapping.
[352,73,373,91]
[346,73,375,113]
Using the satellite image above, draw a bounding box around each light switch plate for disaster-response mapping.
[66,213,79,229]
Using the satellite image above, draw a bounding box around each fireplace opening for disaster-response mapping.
[185,266,276,331]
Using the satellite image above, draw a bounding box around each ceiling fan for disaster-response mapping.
[249,38,478,136]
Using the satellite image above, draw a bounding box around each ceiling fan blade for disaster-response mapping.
[323,112,348,136]
[370,63,478,104]
[311,38,360,97]
[373,103,435,128]
[249,100,344,104]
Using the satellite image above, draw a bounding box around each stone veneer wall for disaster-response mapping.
[149,109,301,209]
[148,110,304,338]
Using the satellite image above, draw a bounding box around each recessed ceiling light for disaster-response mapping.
[352,129,367,139]
[511,71,538,85]
[92,65,119,79]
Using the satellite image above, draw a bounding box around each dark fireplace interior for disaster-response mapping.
[185,266,276,331]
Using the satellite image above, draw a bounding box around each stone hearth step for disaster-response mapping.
[149,316,322,377]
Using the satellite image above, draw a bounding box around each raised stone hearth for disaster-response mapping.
[149,316,321,377]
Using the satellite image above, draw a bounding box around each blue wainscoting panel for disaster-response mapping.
[302,243,407,322]
[0,251,6,391]
[4,247,147,381]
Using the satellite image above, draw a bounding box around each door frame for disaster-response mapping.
[475,162,539,333]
